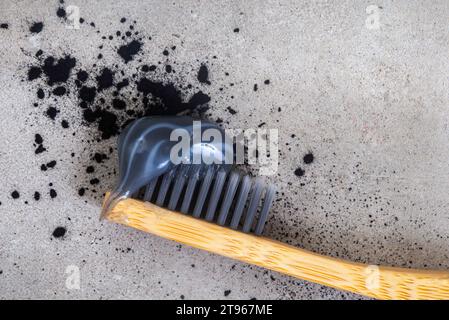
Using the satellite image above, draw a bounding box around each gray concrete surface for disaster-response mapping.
[1,0,449,300]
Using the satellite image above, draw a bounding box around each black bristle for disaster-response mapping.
[134,164,276,235]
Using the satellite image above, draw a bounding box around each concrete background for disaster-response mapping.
[1,0,449,299]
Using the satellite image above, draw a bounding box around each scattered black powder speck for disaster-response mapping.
[112,98,126,110]
[52,86,66,96]
[233,28,239,33]
[264,79,270,85]
[0,23,8,29]
[11,190,20,199]
[34,133,47,154]
[35,144,46,154]
[47,160,57,168]
[96,68,114,91]
[56,7,66,18]
[28,66,42,81]
[116,79,129,91]
[35,133,43,144]
[86,166,94,173]
[37,88,45,99]
[49,189,57,198]
[224,290,231,296]
[303,153,314,164]
[52,226,66,238]
[78,188,85,196]
[117,40,142,63]
[30,22,43,34]
[61,120,69,128]
[79,86,96,103]
[137,78,211,116]
[77,70,88,82]
[197,64,210,85]
[34,191,41,201]
[227,106,237,115]
[46,106,59,120]
[94,152,108,163]
[42,55,76,85]
[97,110,118,139]
[294,167,305,177]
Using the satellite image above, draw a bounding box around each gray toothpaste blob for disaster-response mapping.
[101,116,232,219]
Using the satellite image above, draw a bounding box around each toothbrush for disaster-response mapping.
[101,116,449,300]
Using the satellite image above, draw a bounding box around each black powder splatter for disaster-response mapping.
[52,86,66,96]
[96,68,114,91]
[77,70,88,82]
[30,22,43,34]
[34,133,46,154]
[47,160,57,168]
[97,110,119,139]
[35,133,43,144]
[227,106,237,115]
[52,227,66,238]
[37,88,45,99]
[94,153,108,163]
[56,7,66,18]
[28,67,42,81]
[79,86,96,104]
[303,153,314,164]
[294,167,305,177]
[49,189,57,198]
[23,16,228,201]
[117,40,142,63]
[46,106,59,120]
[41,160,57,171]
[112,98,126,110]
[41,56,76,85]
[35,144,46,154]
[197,64,211,85]
[137,78,211,116]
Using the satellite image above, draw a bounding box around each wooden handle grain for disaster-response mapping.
[103,195,449,300]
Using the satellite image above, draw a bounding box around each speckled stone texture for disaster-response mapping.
[1,0,449,300]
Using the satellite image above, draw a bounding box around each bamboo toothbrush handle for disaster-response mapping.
[103,195,449,300]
